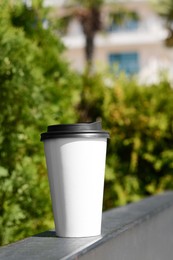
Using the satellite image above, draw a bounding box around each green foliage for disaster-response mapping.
[151,0,173,17]
[103,76,173,207]
[77,70,173,209]
[77,70,107,121]
[0,0,81,245]
[150,0,173,46]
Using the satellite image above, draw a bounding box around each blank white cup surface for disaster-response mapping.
[44,137,107,237]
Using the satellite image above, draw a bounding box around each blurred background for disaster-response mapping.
[1,0,173,246]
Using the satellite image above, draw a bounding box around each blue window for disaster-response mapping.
[108,20,138,32]
[108,11,139,32]
[109,52,139,75]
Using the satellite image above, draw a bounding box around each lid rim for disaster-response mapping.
[41,132,110,141]
[40,122,110,141]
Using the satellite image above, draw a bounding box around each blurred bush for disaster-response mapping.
[0,0,81,245]
[103,74,173,208]
[77,70,173,209]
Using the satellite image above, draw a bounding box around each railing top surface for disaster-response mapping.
[1,191,173,260]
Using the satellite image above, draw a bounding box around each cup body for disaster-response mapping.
[43,137,107,237]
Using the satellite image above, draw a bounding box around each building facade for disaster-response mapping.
[47,0,173,83]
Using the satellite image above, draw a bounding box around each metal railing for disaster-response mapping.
[0,191,173,260]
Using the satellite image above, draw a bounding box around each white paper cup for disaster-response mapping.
[41,122,109,237]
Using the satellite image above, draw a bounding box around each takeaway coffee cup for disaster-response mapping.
[41,122,109,237]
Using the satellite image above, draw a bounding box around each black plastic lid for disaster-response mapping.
[40,122,110,141]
